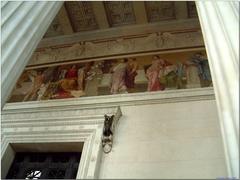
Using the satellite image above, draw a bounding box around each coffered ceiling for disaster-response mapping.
[43,1,198,38]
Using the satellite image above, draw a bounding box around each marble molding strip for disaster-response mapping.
[196,1,239,178]
[2,87,214,114]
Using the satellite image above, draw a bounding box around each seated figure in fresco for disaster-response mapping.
[110,60,127,94]
[191,52,212,87]
[146,56,165,91]
[60,65,78,95]
[23,70,44,101]
[51,65,78,99]
[125,58,138,92]
[51,63,95,99]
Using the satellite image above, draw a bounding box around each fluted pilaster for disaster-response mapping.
[1,1,63,107]
[196,1,239,178]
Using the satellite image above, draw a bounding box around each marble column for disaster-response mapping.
[1,1,63,108]
[196,1,239,178]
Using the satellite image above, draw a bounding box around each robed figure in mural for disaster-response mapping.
[190,53,212,87]
[125,58,138,91]
[185,59,201,88]
[23,70,44,101]
[175,62,187,89]
[52,64,87,99]
[110,60,127,94]
[146,56,165,91]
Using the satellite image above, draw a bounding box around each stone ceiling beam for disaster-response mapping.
[56,4,74,34]
[38,19,200,48]
[133,1,148,24]
[175,1,188,19]
[92,1,109,29]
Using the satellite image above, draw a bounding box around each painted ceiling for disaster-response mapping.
[43,1,198,38]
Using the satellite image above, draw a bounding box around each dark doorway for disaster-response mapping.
[6,152,81,179]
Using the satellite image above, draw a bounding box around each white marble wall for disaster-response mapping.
[99,100,227,179]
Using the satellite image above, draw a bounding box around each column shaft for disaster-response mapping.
[196,1,239,178]
[1,1,63,107]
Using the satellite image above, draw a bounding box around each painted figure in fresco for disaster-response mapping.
[23,70,44,101]
[66,65,78,79]
[101,60,113,74]
[76,62,94,91]
[15,71,30,89]
[37,83,49,100]
[160,61,177,89]
[59,69,67,80]
[146,56,165,91]
[77,66,85,91]
[51,63,96,99]
[125,58,138,91]
[175,62,187,89]
[84,61,104,96]
[191,53,212,86]
[110,60,127,94]
[185,59,201,88]
[51,65,79,99]
[158,56,172,89]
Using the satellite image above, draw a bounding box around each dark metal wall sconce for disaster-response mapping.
[102,107,122,154]
[102,114,114,154]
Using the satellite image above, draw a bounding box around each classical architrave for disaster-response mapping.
[37,19,200,48]
[1,106,122,179]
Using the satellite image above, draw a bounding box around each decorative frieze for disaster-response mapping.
[28,30,204,66]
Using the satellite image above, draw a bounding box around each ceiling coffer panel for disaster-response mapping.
[104,1,136,27]
[187,1,198,18]
[145,1,176,22]
[44,17,64,38]
[65,1,98,32]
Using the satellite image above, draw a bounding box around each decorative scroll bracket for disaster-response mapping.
[102,106,122,153]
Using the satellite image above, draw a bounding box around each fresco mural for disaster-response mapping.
[7,50,212,103]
